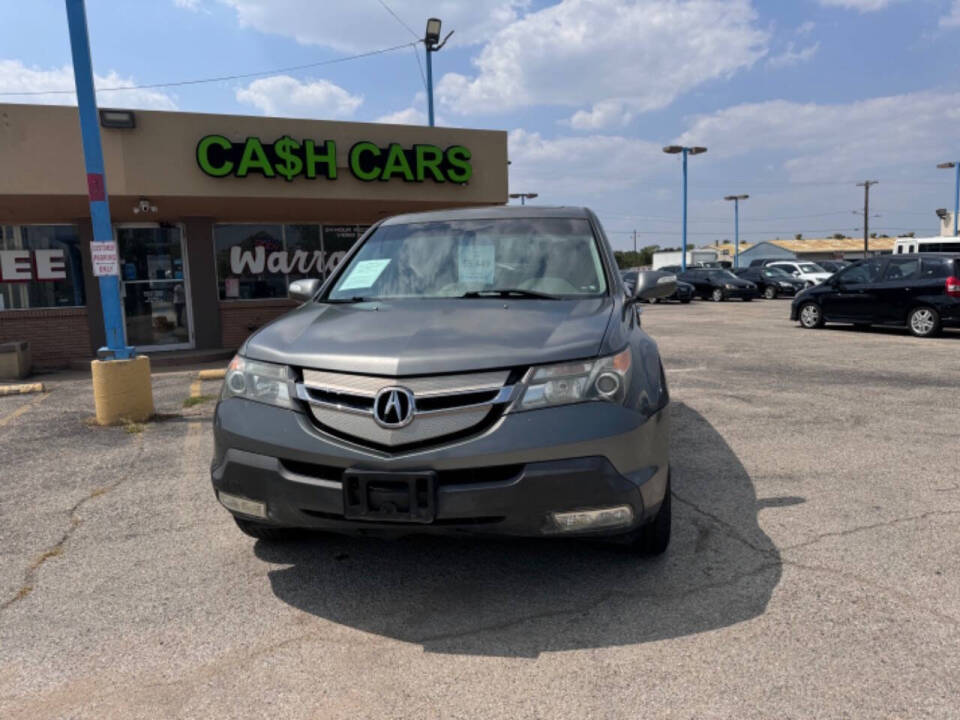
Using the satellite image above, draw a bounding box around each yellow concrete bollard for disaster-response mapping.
[91,355,155,425]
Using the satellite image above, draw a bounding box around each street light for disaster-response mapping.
[937,161,959,236]
[509,192,538,206]
[663,145,707,271]
[724,194,749,268]
[424,18,453,128]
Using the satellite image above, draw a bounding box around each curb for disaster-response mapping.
[197,369,226,380]
[0,383,46,397]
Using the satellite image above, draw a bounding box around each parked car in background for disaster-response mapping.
[622,269,693,303]
[678,268,758,302]
[815,260,851,274]
[733,266,806,299]
[792,253,960,337]
[213,206,676,554]
[766,261,833,287]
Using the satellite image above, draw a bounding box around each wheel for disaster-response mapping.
[680,298,691,304]
[649,297,659,304]
[798,302,824,329]
[633,479,671,556]
[908,306,940,337]
[711,288,725,302]
[233,516,295,541]
[743,297,753,302]
[764,286,777,300]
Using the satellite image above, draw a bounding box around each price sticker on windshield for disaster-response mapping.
[338,258,391,291]
[458,242,495,284]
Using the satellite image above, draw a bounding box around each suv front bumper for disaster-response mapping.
[211,398,669,538]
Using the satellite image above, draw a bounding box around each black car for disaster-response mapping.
[678,268,758,302]
[733,266,806,299]
[791,253,960,337]
[622,270,693,303]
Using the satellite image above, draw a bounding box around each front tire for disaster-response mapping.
[764,286,777,300]
[908,306,940,337]
[711,288,725,302]
[680,298,692,304]
[633,480,671,556]
[798,302,824,329]
[233,516,296,541]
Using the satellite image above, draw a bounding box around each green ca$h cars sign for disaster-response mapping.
[196,135,472,184]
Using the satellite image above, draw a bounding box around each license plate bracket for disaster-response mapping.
[342,470,436,523]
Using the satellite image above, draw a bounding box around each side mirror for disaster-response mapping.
[792,271,801,277]
[288,278,321,302]
[634,271,677,301]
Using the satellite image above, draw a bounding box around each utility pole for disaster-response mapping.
[424,18,453,127]
[632,230,637,254]
[857,181,878,259]
[724,194,749,268]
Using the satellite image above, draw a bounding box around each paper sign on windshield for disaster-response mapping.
[338,258,391,291]
[458,242,495,284]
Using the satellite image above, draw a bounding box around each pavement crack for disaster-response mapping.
[672,493,775,558]
[782,509,960,551]
[1,433,146,612]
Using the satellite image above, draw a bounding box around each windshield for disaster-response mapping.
[704,269,738,280]
[763,267,791,278]
[326,218,608,300]
[799,263,825,273]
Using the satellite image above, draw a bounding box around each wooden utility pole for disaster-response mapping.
[857,181,878,258]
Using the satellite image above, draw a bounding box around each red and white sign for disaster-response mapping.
[90,241,119,277]
[0,249,67,282]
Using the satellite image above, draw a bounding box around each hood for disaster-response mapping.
[243,297,614,376]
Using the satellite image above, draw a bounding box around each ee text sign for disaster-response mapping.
[0,250,67,282]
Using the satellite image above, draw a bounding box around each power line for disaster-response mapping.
[375,0,420,40]
[0,40,420,96]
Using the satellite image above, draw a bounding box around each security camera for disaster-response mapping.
[936,208,948,219]
[133,199,157,214]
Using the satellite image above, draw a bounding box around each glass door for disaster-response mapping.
[116,225,194,351]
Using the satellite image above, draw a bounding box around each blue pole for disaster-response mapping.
[681,148,688,272]
[954,162,959,237]
[734,198,740,269]
[425,46,435,127]
[65,0,132,359]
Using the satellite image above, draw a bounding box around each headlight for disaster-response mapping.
[779,281,792,288]
[724,283,738,289]
[510,348,631,411]
[221,355,295,409]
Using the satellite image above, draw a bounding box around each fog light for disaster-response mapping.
[550,505,634,533]
[218,491,267,519]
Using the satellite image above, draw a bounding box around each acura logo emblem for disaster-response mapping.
[373,386,415,428]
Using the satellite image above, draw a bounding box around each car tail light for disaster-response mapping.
[947,276,960,298]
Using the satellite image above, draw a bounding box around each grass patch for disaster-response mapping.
[123,420,146,434]
[183,394,217,408]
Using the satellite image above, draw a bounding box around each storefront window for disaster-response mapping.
[0,225,86,310]
[214,223,368,300]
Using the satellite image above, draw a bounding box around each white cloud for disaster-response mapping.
[767,42,820,69]
[437,0,767,128]
[508,129,663,196]
[0,59,177,110]
[817,0,903,11]
[235,75,362,118]
[675,90,960,182]
[375,107,427,125]
[217,0,529,50]
[940,0,960,27]
[796,20,816,35]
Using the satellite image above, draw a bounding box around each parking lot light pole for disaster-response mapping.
[937,162,960,236]
[509,192,538,206]
[65,0,131,360]
[724,194,749,268]
[663,145,707,271]
[424,18,453,128]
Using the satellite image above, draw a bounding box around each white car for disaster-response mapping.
[766,261,833,287]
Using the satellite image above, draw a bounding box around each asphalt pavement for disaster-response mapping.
[1,300,958,719]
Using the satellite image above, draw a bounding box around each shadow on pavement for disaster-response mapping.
[255,402,785,657]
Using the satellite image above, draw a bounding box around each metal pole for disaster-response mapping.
[425,45,435,127]
[65,0,131,359]
[681,147,688,272]
[520,194,525,206]
[734,198,740,269]
[633,230,637,254]
[954,163,959,236]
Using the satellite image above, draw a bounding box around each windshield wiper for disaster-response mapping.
[320,296,369,304]
[460,288,559,299]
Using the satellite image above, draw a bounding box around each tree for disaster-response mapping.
[897,231,915,238]
[831,233,847,240]
[795,233,803,240]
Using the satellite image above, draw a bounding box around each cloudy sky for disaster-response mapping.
[3,0,960,250]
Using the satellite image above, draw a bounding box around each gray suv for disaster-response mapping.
[211,206,675,554]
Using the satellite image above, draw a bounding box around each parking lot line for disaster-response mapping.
[0,391,51,428]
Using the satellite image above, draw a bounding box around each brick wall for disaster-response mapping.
[219,300,297,349]
[0,308,92,368]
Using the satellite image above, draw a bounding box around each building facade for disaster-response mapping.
[0,104,508,366]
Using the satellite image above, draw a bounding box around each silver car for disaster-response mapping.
[211,206,675,554]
